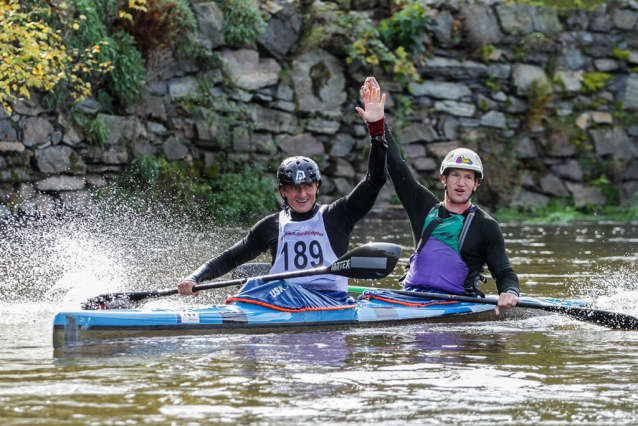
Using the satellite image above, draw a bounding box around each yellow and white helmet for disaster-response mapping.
[440,148,484,180]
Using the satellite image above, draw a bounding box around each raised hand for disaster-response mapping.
[355,76,386,123]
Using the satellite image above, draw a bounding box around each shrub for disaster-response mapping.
[0,0,105,112]
[116,0,197,58]
[214,0,266,46]
[379,1,432,57]
[526,79,555,129]
[99,32,146,108]
[581,72,613,93]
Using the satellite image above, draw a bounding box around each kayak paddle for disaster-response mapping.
[81,242,402,310]
[348,286,638,330]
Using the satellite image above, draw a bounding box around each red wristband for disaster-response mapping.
[367,117,385,137]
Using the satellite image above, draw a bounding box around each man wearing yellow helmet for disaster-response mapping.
[360,77,519,315]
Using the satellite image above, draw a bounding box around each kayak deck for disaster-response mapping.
[52,296,587,349]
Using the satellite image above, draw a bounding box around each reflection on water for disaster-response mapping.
[1,207,638,424]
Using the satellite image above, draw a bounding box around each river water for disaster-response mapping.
[1,205,638,425]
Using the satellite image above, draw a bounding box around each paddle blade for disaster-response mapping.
[81,291,157,310]
[330,242,401,279]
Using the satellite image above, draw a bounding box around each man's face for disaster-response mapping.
[441,168,479,205]
[280,182,319,213]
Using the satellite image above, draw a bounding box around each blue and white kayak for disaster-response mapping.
[52,293,587,349]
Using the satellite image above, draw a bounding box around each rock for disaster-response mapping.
[591,111,613,124]
[332,177,354,196]
[513,190,550,211]
[594,59,619,72]
[22,117,54,147]
[511,64,549,96]
[220,49,281,91]
[496,3,562,35]
[85,174,107,188]
[552,159,584,181]
[531,5,563,34]
[504,96,528,114]
[276,83,295,101]
[259,4,303,59]
[540,173,570,197]
[543,130,576,157]
[421,57,489,80]
[168,77,200,98]
[555,70,583,92]
[622,181,638,201]
[147,121,167,135]
[437,116,459,140]
[330,134,355,157]
[434,101,476,117]
[611,8,638,30]
[193,2,225,49]
[403,122,439,143]
[34,146,87,175]
[431,10,454,46]
[575,112,590,129]
[272,100,296,112]
[408,81,471,100]
[133,140,157,157]
[232,127,252,152]
[253,133,276,154]
[495,3,534,34]
[479,110,506,128]
[0,119,18,141]
[565,9,589,30]
[460,2,503,48]
[75,98,102,115]
[306,119,340,135]
[622,161,638,180]
[590,127,636,158]
[0,168,31,182]
[411,157,437,172]
[251,106,300,134]
[488,64,511,80]
[84,145,129,165]
[560,47,591,70]
[62,125,84,146]
[427,141,462,158]
[565,182,606,207]
[0,142,25,153]
[328,158,356,178]
[137,95,167,121]
[590,11,613,32]
[0,204,10,220]
[34,175,85,192]
[515,136,538,159]
[629,50,638,65]
[278,133,324,155]
[401,144,426,159]
[621,74,638,111]
[162,136,189,161]
[292,49,347,113]
[98,114,139,145]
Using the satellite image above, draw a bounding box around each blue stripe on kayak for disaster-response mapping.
[221,310,248,324]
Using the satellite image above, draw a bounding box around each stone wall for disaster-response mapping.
[1,0,638,219]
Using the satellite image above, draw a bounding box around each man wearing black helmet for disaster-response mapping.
[360,77,519,315]
[176,85,388,305]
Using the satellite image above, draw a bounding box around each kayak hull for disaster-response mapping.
[52,295,586,349]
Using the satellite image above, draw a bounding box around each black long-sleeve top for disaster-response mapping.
[385,125,520,296]
[186,138,388,283]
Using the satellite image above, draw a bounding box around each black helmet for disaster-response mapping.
[276,156,322,188]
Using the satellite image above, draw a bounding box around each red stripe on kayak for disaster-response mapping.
[226,297,357,312]
[363,294,460,308]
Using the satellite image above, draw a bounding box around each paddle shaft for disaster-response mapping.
[348,286,638,330]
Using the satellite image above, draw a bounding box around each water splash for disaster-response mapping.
[0,192,243,310]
